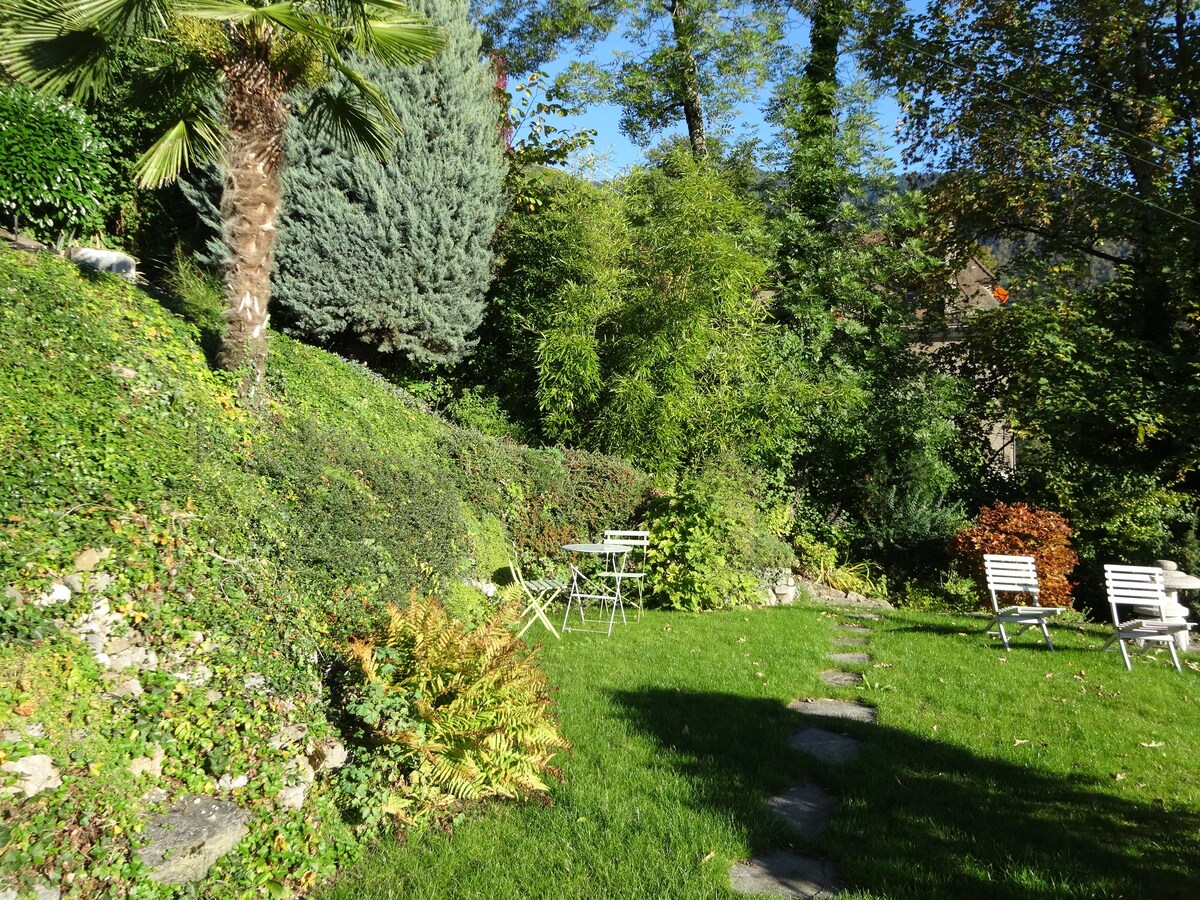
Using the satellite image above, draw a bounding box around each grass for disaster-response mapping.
[318,604,1200,900]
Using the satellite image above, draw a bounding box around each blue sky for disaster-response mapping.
[534,25,906,177]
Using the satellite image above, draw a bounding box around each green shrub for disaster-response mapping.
[0,84,115,241]
[644,477,764,611]
[336,593,570,833]
[439,428,653,569]
[255,419,472,640]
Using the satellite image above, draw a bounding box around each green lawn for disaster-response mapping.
[317,604,1200,899]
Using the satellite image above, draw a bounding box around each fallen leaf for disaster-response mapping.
[737,637,746,644]
[1014,739,1030,745]
[700,851,716,864]
[1139,741,1164,748]
[1045,672,1054,679]
[1113,772,1126,781]
[998,657,1007,663]
[13,699,36,716]
[873,662,893,669]
[932,724,939,731]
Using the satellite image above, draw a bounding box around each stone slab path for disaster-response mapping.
[731,600,889,898]
[827,652,871,665]
[819,669,863,687]
[765,783,834,840]
[789,699,877,724]
[788,727,861,764]
[729,853,840,898]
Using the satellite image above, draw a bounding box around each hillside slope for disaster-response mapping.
[0,247,649,898]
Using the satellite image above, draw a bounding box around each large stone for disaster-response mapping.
[138,796,250,885]
[789,728,861,765]
[129,745,165,779]
[68,247,137,282]
[0,883,60,900]
[307,738,349,774]
[34,583,71,608]
[827,652,871,665]
[789,699,877,724]
[729,852,839,898]
[766,783,834,840]
[72,547,111,572]
[0,755,62,797]
[819,669,863,687]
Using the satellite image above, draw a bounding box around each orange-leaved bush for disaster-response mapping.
[949,502,1078,608]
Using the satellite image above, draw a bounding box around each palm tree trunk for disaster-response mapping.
[217,38,289,404]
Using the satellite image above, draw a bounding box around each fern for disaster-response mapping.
[338,590,571,832]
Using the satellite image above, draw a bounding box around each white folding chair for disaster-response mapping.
[508,559,563,640]
[1103,564,1192,672]
[983,553,1061,650]
[598,529,649,621]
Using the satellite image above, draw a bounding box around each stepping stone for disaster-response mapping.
[828,652,871,665]
[844,613,880,620]
[729,852,839,898]
[766,783,834,840]
[837,624,871,634]
[819,669,863,687]
[789,727,861,764]
[789,698,877,724]
[833,637,868,646]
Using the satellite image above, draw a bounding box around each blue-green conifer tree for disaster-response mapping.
[271,0,505,365]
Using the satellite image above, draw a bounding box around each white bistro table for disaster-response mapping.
[562,542,632,637]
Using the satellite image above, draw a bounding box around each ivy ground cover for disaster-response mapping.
[320,605,1200,899]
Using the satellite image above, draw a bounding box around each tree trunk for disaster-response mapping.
[669,0,708,160]
[218,33,289,405]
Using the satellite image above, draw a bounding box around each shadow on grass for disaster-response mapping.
[610,687,1200,899]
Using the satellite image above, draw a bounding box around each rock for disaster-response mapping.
[108,647,157,672]
[67,247,138,282]
[216,774,248,792]
[141,787,170,805]
[0,755,62,797]
[766,783,834,840]
[72,547,111,572]
[819,669,863,687]
[307,738,348,774]
[63,574,85,593]
[129,745,165,779]
[173,663,212,687]
[138,796,250,885]
[827,652,871,665]
[270,724,308,750]
[277,758,315,810]
[789,698,877,725]
[3,586,22,603]
[205,690,224,704]
[0,883,61,900]
[104,632,141,655]
[789,728,861,765]
[729,852,839,898]
[276,782,309,810]
[34,583,71,608]
[2,723,45,744]
[243,673,267,692]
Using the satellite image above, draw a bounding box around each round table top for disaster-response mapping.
[563,542,631,555]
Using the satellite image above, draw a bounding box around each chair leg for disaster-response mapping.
[1038,618,1055,651]
[996,620,1011,651]
[1118,637,1133,671]
[1167,639,1182,673]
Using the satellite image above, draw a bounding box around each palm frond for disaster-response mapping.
[301,66,397,158]
[357,15,446,67]
[133,114,224,188]
[66,0,171,35]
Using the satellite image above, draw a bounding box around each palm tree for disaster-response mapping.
[0,1,445,402]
